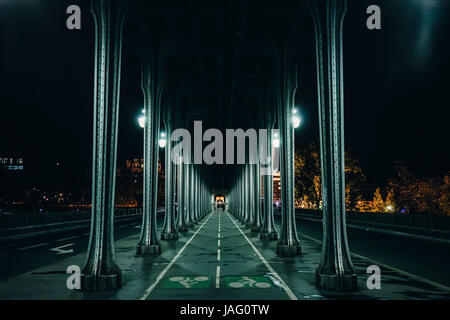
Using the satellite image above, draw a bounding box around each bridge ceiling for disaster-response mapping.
[129,0,312,132]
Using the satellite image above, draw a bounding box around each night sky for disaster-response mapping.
[0,0,449,185]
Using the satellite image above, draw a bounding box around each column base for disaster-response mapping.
[315,271,358,292]
[136,243,161,256]
[80,272,121,291]
[276,243,302,256]
[260,232,278,240]
[177,225,189,233]
[161,232,179,240]
[251,226,261,233]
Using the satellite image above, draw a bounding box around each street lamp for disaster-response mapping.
[159,132,167,148]
[138,109,145,128]
[273,131,280,148]
[292,108,301,129]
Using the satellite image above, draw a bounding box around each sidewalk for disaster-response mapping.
[0,211,449,300]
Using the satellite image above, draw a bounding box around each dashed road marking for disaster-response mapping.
[140,212,214,300]
[217,249,221,261]
[225,211,298,300]
[216,266,221,288]
[17,243,49,251]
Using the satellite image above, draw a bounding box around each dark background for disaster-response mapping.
[0,0,449,193]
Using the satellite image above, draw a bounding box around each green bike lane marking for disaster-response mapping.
[143,210,295,299]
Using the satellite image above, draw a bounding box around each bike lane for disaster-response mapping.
[142,210,294,300]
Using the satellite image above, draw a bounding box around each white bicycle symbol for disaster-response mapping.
[228,276,271,288]
[169,276,209,288]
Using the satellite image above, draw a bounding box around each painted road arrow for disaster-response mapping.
[50,243,74,255]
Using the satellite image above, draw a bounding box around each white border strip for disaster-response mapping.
[225,211,298,300]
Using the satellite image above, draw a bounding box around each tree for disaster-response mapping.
[294,142,365,211]
[439,173,450,215]
[294,142,322,209]
[385,188,396,212]
[387,162,441,213]
[345,151,366,211]
[372,188,384,212]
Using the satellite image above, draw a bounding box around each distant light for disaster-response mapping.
[161,132,166,137]
[386,205,393,211]
[159,138,166,148]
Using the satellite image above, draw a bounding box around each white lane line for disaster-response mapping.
[17,243,49,251]
[225,211,298,300]
[216,266,221,288]
[56,236,79,242]
[218,232,221,239]
[217,249,221,261]
[140,212,214,300]
[218,239,221,247]
[301,233,450,293]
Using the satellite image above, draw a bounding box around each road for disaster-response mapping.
[294,217,450,288]
[0,210,449,299]
[0,216,149,281]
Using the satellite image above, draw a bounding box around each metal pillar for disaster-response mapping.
[276,51,301,257]
[260,126,278,240]
[190,165,196,224]
[251,158,262,232]
[310,0,357,291]
[184,162,192,227]
[162,121,179,240]
[81,0,129,291]
[177,159,189,232]
[136,51,163,255]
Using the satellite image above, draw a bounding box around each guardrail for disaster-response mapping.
[0,208,145,229]
[294,209,450,232]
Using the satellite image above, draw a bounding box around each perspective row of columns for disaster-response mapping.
[228,0,357,292]
[80,0,211,291]
[81,0,357,293]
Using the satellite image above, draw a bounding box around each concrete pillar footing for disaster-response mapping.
[80,272,121,291]
[161,232,179,240]
[276,243,302,256]
[315,271,358,292]
[136,244,161,256]
[260,232,278,241]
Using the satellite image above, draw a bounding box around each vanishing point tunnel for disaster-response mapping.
[82,0,354,293]
[2,0,449,301]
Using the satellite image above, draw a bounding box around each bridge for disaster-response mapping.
[0,0,449,302]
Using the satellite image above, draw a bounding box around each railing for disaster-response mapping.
[294,209,450,232]
[0,208,145,229]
